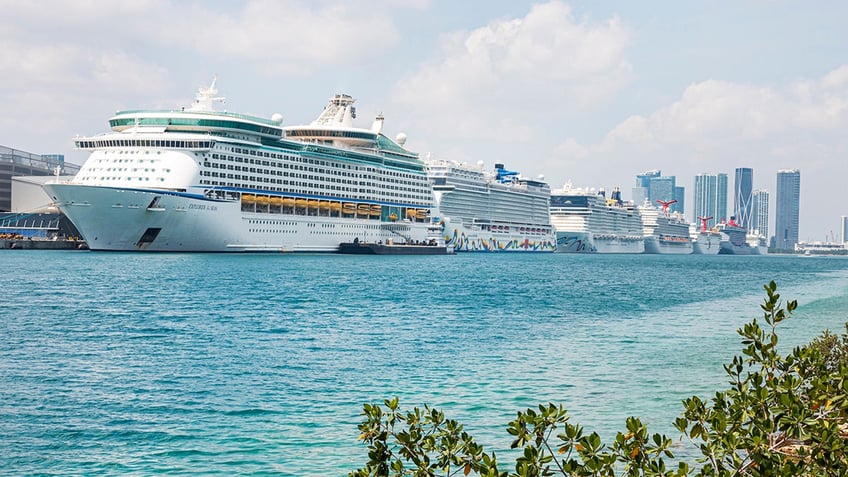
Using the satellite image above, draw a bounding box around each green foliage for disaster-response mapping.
[350,281,848,476]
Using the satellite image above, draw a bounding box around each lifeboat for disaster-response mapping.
[307,200,320,210]
[319,200,331,210]
[389,213,398,221]
[357,204,371,215]
[406,209,417,218]
[370,205,382,216]
[242,194,256,203]
[342,203,356,213]
[295,199,309,208]
[282,197,296,207]
[329,202,342,211]
[269,196,283,206]
[255,195,270,205]
[416,209,428,219]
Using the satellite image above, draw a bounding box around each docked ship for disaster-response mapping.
[690,216,724,255]
[639,199,693,254]
[43,80,437,252]
[717,217,762,255]
[426,160,555,252]
[549,185,644,253]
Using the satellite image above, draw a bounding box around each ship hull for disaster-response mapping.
[556,231,644,253]
[691,233,722,255]
[44,183,429,252]
[443,218,555,252]
[643,236,694,254]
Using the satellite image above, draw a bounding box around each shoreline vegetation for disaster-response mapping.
[350,281,848,476]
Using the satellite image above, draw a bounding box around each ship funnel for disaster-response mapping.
[371,113,384,133]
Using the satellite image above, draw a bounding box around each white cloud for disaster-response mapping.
[392,1,631,141]
[164,1,401,74]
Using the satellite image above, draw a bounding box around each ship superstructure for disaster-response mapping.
[549,185,644,253]
[717,217,763,255]
[44,80,436,252]
[426,160,555,252]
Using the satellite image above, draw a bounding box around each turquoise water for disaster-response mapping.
[1,251,847,475]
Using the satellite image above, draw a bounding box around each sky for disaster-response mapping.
[1,0,846,242]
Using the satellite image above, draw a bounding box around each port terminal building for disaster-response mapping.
[1,144,81,239]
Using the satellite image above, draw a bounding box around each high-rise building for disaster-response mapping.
[734,167,753,227]
[693,173,727,225]
[774,169,800,252]
[633,169,661,206]
[649,176,681,213]
[841,216,848,245]
[751,189,769,238]
[673,186,685,215]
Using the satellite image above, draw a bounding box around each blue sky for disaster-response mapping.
[2,0,846,242]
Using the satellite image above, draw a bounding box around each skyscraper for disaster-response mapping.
[774,169,800,252]
[673,186,685,215]
[734,167,753,227]
[693,173,728,225]
[841,216,848,245]
[649,176,681,213]
[751,189,769,238]
[633,169,661,206]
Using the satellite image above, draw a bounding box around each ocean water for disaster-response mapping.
[1,251,847,475]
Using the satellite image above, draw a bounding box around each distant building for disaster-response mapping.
[751,189,770,238]
[632,169,661,206]
[841,216,848,245]
[673,186,685,216]
[1,145,80,212]
[649,176,681,213]
[734,167,753,228]
[693,173,728,225]
[774,169,800,252]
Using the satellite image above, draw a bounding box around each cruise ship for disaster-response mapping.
[639,200,693,254]
[690,216,724,255]
[426,160,555,252]
[43,80,437,252]
[717,217,763,255]
[549,185,644,253]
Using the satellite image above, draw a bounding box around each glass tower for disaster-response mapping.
[774,169,800,251]
[751,189,769,238]
[693,173,727,224]
[734,167,753,228]
[632,170,661,206]
[649,176,680,213]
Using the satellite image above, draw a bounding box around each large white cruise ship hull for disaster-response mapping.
[643,236,694,254]
[556,232,644,253]
[691,232,722,255]
[443,218,555,252]
[44,184,427,252]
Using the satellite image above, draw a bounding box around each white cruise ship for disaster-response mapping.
[690,216,724,255]
[43,80,437,252]
[549,185,644,253]
[639,200,693,254]
[716,217,765,255]
[425,160,555,252]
